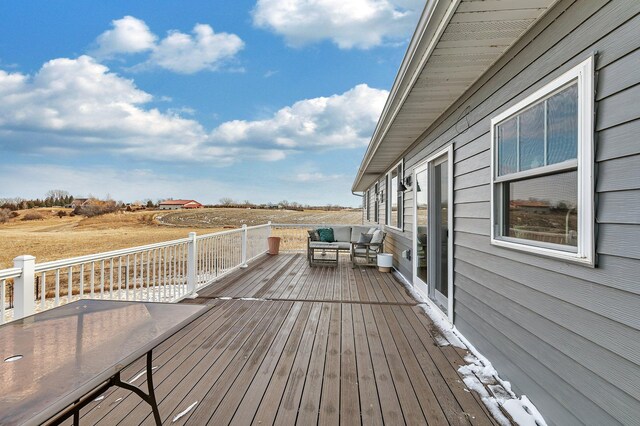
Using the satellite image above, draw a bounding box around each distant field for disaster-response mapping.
[157,208,361,227]
[0,207,362,269]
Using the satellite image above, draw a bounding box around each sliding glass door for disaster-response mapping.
[431,155,449,311]
[413,147,453,319]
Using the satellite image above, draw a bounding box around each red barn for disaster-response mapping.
[158,200,203,210]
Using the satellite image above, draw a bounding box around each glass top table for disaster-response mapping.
[0,299,208,426]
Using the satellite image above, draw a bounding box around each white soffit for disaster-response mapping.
[352,0,559,192]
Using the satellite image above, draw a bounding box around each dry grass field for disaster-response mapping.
[0,207,361,269]
[157,208,361,227]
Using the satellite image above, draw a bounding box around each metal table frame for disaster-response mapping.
[49,351,161,426]
[0,300,208,426]
[309,244,340,267]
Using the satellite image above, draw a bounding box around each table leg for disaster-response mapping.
[48,351,162,425]
[146,351,162,425]
[111,350,161,425]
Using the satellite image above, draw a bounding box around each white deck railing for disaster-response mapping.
[1,223,271,324]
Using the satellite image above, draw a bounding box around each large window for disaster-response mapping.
[490,57,594,265]
[386,161,403,230]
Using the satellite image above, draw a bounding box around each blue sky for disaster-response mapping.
[0,0,423,206]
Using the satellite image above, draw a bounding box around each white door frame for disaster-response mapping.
[412,162,429,299]
[412,145,454,323]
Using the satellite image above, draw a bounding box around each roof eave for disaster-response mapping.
[352,0,457,192]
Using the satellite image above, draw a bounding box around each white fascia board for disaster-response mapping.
[352,0,459,192]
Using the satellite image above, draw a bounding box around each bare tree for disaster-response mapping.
[219,197,235,205]
[45,189,70,199]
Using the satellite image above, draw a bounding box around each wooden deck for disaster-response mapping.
[68,253,501,425]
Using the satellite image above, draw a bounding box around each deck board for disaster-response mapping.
[74,253,503,425]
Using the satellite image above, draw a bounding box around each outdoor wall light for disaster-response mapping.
[399,176,412,191]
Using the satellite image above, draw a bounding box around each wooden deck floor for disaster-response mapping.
[69,253,501,425]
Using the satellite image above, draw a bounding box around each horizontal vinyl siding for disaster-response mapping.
[365,1,640,424]
[383,228,412,280]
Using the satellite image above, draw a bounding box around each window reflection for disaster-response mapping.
[505,171,578,247]
[548,84,578,164]
[497,83,578,176]
[519,102,545,171]
[390,173,398,227]
[415,170,428,284]
[497,117,517,175]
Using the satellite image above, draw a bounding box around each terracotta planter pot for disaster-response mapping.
[267,236,281,255]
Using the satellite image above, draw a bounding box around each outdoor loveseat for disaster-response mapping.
[307,225,385,267]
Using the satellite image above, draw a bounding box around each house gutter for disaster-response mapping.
[351,0,459,192]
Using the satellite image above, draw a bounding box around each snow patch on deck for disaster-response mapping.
[502,396,546,426]
[128,366,158,384]
[173,401,198,422]
[393,270,547,426]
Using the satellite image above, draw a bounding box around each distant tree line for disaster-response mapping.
[0,190,74,210]
[214,198,352,211]
[0,190,355,221]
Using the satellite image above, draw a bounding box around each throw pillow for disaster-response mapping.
[317,228,335,243]
[370,230,384,245]
[356,232,373,248]
[367,227,377,235]
[307,230,320,241]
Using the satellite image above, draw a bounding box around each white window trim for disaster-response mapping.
[385,160,404,230]
[490,56,595,266]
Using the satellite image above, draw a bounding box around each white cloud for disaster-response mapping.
[293,172,345,182]
[0,56,207,160]
[93,17,244,74]
[0,58,386,164]
[149,24,244,74]
[210,84,388,150]
[252,0,423,49]
[94,16,157,59]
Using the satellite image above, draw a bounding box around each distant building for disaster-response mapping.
[158,200,203,210]
[510,200,552,214]
[65,198,90,209]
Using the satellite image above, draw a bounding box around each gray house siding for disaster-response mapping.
[361,1,640,425]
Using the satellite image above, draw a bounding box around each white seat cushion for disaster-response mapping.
[370,230,384,244]
[332,226,352,242]
[350,226,373,242]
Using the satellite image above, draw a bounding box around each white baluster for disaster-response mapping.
[1,279,6,324]
[79,264,84,299]
[109,258,114,299]
[41,272,46,310]
[67,266,73,304]
[125,255,130,301]
[100,260,105,298]
[90,262,95,298]
[54,269,60,307]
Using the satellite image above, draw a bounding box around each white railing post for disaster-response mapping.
[187,232,197,293]
[268,221,272,236]
[13,255,35,319]
[241,224,248,268]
